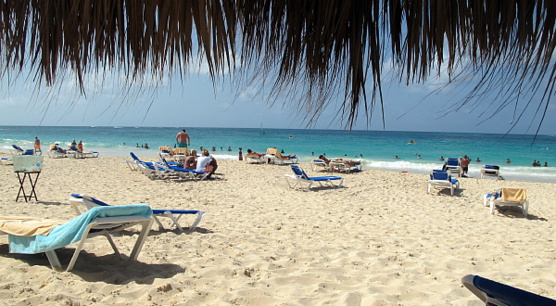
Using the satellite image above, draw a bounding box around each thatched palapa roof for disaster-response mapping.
[0,0,555,129]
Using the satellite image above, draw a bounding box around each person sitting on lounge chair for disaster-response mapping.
[196,150,218,179]
[183,149,197,169]
[53,144,66,154]
[247,149,264,157]
[319,155,359,167]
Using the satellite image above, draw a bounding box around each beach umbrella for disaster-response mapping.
[0,0,554,132]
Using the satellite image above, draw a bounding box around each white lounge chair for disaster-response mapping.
[427,170,460,196]
[47,146,67,158]
[285,165,344,191]
[127,153,172,179]
[70,194,205,233]
[480,165,500,179]
[484,187,529,216]
[265,148,298,165]
[172,147,190,163]
[444,158,462,177]
[158,146,173,160]
[0,205,153,271]
[309,159,329,172]
[329,160,362,173]
[244,153,265,164]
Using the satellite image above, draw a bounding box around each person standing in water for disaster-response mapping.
[176,129,191,148]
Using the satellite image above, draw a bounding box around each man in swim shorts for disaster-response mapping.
[176,129,190,148]
[34,137,41,150]
[460,155,471,177]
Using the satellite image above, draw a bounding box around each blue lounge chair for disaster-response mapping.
[444,158,462,177]
[427,170,460,196]
[129,152,178,168]
[67,145,84,158]
[159,155,209,180]
[68,145,99,158]
[10,145,25,155]
[48,146,67,158]
[70,194,205,233]
[0,157,12,165]
[462,274,556,305]
[10,145,34,156]
[0,204,153,272]
[285,165,344,191]
[127,152,172,179]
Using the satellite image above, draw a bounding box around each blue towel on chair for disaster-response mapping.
[9,205,152,254]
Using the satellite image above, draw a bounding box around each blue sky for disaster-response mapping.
[1,65,554,135]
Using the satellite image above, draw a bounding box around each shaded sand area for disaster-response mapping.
[0,155,554,305]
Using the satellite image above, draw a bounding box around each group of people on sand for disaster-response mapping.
[48,139,87,154]
[179,149,218,179]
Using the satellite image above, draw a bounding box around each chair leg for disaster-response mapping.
[189,211,206,233]
[45,250,63,271]
[284,176,293,189]
[152,215,166,230]
[102,232,122,258]
[166,214,184,232]
[129,219,153,261]
[66,225,94,271]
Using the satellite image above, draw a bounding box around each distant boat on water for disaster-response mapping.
[260,122,265,135]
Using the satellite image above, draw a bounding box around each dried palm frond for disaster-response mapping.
[0,0,554,130]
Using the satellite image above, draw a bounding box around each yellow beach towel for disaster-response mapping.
[502,188,527,202]
[0,216,64,236]
[173,147,189,155]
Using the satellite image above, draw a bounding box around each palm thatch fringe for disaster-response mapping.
[0,0,554,129]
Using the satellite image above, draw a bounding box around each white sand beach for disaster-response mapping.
[0,155,554,305]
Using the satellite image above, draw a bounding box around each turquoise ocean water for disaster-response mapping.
[1,125,555,183]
